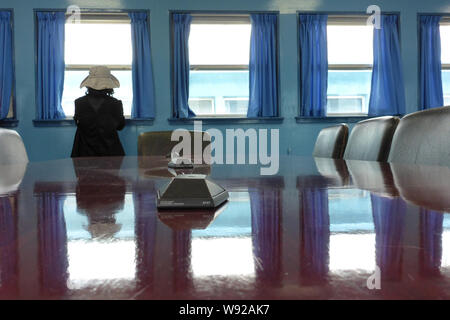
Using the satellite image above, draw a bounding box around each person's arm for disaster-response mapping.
[115,100,126,131]
[73,100,80,126]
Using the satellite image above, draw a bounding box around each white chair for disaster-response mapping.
[0,128,29,165]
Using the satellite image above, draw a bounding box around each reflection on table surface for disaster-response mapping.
[0,156,450,299]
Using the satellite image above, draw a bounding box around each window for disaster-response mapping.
[188,15,251,117]
[62,13,133,117]
[440,22,450,105]
[188,97,215,114]
[327,17,373,116]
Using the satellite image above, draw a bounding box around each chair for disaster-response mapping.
[0,128,29,165]
[388,106,450,167]
[138,130,211,159]
[312,124,348,159]
[343,116,399,162]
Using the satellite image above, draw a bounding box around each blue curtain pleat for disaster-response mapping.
[299,14,328,117]
[371,194,405,281]
[419,16,444,110]
[173,14,195,118]
[0,197,16,289]
[36,12,66,120]
[420,209,444,276]
[249,190,282,285]
[129,12,155,119]
[133,192,157,288]
[247,14,278,118]
[368,15,406,116]
[0,12,13,120]
[38,193,68,294]
[300,188,329,283]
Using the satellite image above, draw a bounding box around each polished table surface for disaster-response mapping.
[1,155,450,300]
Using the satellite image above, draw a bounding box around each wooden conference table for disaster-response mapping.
[0,155,450,300]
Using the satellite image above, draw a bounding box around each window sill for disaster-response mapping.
[0,119,18,128]
[295,115,403,124]
[33,119,75,127]
[168,117,284,125]
[33,118,154,127]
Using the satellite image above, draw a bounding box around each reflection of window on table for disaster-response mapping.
[328,189,376,271]
[190,191,255,280]
[63,194,136,290]
[63,13,133,117]
[441,214,450,268]
[327,17,373,116]
[188,15,251,117]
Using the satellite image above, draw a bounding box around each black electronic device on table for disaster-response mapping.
[157,174,229,209]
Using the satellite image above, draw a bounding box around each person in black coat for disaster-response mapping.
[71,65,125,157]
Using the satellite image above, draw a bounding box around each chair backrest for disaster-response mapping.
[138,130,211,158]
[344,116,399,162]
[312,124,348,159]
[388,106,450,167]
[0,128,29,165]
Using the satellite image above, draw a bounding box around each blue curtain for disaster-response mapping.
[129,12,155,119]
[368,15,406,116]
[300,188,329,283]
[419,16,444,110]
[0,12,13,120]
[38,193,68,294]
[420,209,444,276]
[247,14,278,118]
[249,190,282,285]
[173,13,195,118]
[371,194,405,281]
[0,197,17,290]
[36,12,66,120]
[299,14,328,117]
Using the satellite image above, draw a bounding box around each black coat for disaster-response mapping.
[71,95,125,157]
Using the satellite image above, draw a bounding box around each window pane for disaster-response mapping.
[189,24,251,65]
[62,70,133,116]
[224,98,249,115]
[327,25,373,65]
[327,70,371,115]
[65,23,132,65]
[188,98,215,114]
[442,70,450,105]
[189,70,249,115]
[441,25,450,64]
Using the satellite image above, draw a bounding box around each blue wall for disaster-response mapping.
[3,0,450,162]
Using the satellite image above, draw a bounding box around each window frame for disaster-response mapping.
[440,18,450,109]
[186,13,252,118]
[63,12,133,117]
[33,9,154,126]
[440,17,450,67]
[326,15,373,117]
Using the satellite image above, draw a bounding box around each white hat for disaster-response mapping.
[80,65,120,90]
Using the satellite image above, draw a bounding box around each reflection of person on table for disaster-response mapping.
[71,65,125,158]
[73,159,126,239]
